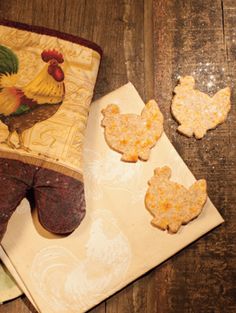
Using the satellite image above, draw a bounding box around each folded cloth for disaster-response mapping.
[0,259,22,303]
[0,20,102,241]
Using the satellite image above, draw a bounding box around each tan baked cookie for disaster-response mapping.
[101,100,164,162]
[171,76,231,139]
[145,166,207,233]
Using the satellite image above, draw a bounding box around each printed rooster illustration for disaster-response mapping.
[0,45,65,152]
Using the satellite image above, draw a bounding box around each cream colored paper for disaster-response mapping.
[1,83,223,313]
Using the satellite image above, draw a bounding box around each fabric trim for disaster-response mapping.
[0,19,103,57]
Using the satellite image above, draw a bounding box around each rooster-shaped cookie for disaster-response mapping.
[145,166,207,233]
[101,100,164,162]
[172,76,231,139]
[0,45,65,152]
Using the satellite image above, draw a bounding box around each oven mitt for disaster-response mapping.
[0,21,102,242]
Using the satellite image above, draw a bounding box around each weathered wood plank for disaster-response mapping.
[0,297,35,313]
[220,1,236,311]
[144,0,155,101]
[87,303,106,313]
[153,0,236,312]
[102,1,153,312]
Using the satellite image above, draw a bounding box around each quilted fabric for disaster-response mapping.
[0,21,101,241]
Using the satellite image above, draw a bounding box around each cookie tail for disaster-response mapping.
[141,100,164,123]
[213,87,231,102]
[189,179,207,206]
[212,87,231,117]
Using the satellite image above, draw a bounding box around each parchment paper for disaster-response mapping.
[0,83,224,313]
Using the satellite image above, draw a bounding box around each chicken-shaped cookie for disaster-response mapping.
[172,76,231,139]
[101,100,163,162]
[145,166,207,233]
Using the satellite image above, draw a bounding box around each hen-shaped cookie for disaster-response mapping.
[172,76,231,139]
[101,100,163,162]
[145,166,207,233]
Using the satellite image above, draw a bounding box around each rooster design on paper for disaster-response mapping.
[30,209,132,312]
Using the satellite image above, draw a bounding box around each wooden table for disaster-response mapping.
[0,0,235,312]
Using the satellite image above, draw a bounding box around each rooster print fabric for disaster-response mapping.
[0,22,101,241]
[0,46,65,152]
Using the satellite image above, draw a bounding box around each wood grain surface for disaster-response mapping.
[0,0,235,312]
